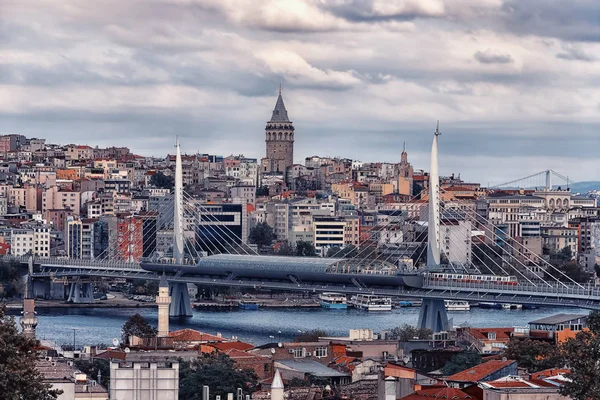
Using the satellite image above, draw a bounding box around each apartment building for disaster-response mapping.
[11,226,50,257]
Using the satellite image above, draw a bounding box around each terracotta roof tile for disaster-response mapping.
[168,328,227,342]
[399,387,474,400]
[446,360,516,383]
[212,341,255,351]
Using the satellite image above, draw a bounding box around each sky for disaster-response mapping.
[1,0,599,185]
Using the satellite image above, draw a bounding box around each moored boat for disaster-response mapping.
[238,300,259,310]
[444,300,470,311]
[318,292,347,309]
[353,294,392,311]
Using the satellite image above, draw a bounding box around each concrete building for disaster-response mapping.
[37,359,108,400]
[11,226,50,257]
[541,226,578,256]
[313,216,360,256]
[262,88,295,177]
[42,187,81,215]
[440,219,472,265]
[65,219,83,258]
[109,357,179,400]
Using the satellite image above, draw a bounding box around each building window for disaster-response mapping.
[315,347,328,358]
[292,348,304,358]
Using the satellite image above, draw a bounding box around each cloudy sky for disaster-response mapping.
[2,0,599,185]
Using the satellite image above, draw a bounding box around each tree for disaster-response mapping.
[121,314,157,344]
[296,241,316,257]
[248,222,274,248]
[74,359,110,388]
[389,324,432,342]
[255,186,269,196]
[441,351,482,376]
[179,353,258,400]
[295,329,328,342]
[0,304,62,399]
[150,171,174,190]
[594,264,600,278]
[276,242,295,256]
[559,311,600,400]
[545,260,591,284]
[502,338,561,372]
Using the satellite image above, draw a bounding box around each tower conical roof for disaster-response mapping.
[272,369,284,389]
[270,91,290,122]
[159,272,168,288]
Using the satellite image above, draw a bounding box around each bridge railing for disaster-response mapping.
[423,276,600,298]
[0,255,142,270]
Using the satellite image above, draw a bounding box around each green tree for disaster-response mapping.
[295,329,328,342]
[121,313,157,344]
[545,261,591,284]
[179,353,258,400]
[276,242,295,256]
[296,241,316,257]
[441,351,482,376]
[594,264,600,277]
[559,311,600,400]
[0,304,62,399]
[389,324,432,341]
[150,171,174,190]
[502,338,561,372]
[255,186,269,196]
[74,359,110,388]
[248,222,274,248]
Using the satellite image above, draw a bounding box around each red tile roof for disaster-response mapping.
[399,387,474,400]
[446,360,516,383]
[212,341,255,352]
[467,328,514,341]
[531,368,570,380]
[168,329,227,342]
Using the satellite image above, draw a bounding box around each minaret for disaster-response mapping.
[271,369,284,400]
[401,142,408,164]
[264,87,295,175]
[20,274,38,340]
[157,273,171,337]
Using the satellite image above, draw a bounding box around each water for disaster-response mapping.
[18,305,590,347]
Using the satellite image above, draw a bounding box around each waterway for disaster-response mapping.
[13,305,590,348]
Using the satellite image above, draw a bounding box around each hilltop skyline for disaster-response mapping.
[2,0,599,184]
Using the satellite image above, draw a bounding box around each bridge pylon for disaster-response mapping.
[417,123,449,333]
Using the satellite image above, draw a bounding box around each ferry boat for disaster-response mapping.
[444,300,470,311]
[353,294,392,311]
[478,302,502,309]
[318,292,348,309]
[502,303,523,310]
[238,300,259,310]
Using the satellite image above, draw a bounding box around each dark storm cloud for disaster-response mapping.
[500,0,600,42]
[556,44,597,62]
[474,50,514,65]
[321,0,444,22]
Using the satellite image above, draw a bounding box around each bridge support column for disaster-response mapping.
[169,282,192,317]
[417,299,448,333]
[67,282,94,304]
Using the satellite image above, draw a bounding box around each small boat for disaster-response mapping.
[319,292,348,309]
[398,301,413,307]
[353,294,392,311]
[238,300,259,310]
[502,303,522,310]
[445,300,470,311]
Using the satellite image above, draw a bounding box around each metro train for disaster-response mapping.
[428,272,519,285]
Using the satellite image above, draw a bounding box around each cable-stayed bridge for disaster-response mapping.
[8,130,600,332]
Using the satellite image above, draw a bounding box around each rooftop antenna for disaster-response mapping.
[279,82,282,94]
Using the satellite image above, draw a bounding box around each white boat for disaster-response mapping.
[353,294,392,311]
[502,303,522,310]
[318,292,347,309]
[444,300,470,311]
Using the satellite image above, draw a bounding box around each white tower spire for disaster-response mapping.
[427,122,441,268]
[173,137,184,264]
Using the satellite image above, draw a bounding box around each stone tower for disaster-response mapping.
[20,274,38,340]
[156,273,171,337]
[263,87,295,175]
[397,142,414,196]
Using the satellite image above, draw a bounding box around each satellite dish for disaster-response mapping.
[403,356,410,364]
[112,338,119,347]
[124,347,130,353]
[270,348,276,354]
[277,342,283,348]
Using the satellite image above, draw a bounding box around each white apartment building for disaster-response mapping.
[313,216,360,256]
[440,220,472,265]
[110,359,179,400]
[11,226,51,257]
